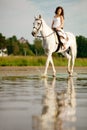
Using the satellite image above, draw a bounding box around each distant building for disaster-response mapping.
[0,48,8,57]
[19,37,28,44]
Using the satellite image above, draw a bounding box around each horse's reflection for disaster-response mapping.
[32,77,76,130]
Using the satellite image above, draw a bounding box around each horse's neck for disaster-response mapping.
[41,19,52,37]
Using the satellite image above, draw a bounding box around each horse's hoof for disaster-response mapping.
[67,70,71,74]
[69,73,73,77]
[41,74,47,78]
[52,74,56,77]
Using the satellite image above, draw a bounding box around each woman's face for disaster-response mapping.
[57,8,62,15]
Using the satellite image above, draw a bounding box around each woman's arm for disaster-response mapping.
[60,16,64,28]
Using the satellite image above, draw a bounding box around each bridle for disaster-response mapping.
[33,18,42,34]
[33,18,55,39]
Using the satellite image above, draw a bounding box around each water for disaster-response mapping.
[0,68,87,130]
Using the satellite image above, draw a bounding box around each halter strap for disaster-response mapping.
[36,32,55,39]
[33,19,42,33]
[33,19,55,39]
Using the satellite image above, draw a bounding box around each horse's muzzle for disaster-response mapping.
[31,31,35,37]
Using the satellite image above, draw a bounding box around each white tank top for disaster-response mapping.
[53,17,61,28]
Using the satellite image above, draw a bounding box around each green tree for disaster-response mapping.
[1,32,87,57]
[19,42,34,56]
[76,35,87,57]
[0,33,7,49]
[33,38,44,55]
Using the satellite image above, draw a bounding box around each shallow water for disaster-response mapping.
[0,70,87,130]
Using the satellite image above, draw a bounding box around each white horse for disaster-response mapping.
[31,15,77,77]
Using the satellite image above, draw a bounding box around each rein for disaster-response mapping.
[36,31,55,39]
[33,19,42,33]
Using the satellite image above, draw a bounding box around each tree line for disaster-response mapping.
[0,33,87,57]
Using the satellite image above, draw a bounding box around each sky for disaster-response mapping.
[0,0,87,43]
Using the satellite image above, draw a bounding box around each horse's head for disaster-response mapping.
[31,15,42,37]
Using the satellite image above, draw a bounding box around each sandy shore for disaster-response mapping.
[0,66,87,77]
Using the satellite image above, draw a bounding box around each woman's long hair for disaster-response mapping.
[55,6,64,19]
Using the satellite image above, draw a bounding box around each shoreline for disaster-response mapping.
[0,66,87,77]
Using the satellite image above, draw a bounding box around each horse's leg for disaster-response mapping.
[70,50,75,76]
[63,52,71,74]
[50,55,56,77]
[43,54,51,77]
[43,53,56,77]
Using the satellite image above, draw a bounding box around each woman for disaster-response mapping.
[51,6,67,49]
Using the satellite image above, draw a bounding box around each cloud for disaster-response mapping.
[0,0,87,44]
[63,0,87,36]
[0,0,41,43]
[31,0,87,36]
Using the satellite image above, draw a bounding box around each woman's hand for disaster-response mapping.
[56,27,60,30]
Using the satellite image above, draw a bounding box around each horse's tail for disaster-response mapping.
[74,36,77,59]
[70,34,77,59]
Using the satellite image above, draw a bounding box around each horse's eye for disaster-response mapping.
[38,23,40,25]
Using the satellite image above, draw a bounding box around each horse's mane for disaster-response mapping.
[41,18,53,32]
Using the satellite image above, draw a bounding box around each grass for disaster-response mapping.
[0,56,46,66]
[0,56,87,66]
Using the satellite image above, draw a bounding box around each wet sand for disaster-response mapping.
[0,66,87,77]
[0,66,87,130]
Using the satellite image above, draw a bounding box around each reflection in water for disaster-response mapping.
[32,77,76,130]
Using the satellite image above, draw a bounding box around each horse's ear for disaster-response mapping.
[39,14,41,19]
[34,16,36,19]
